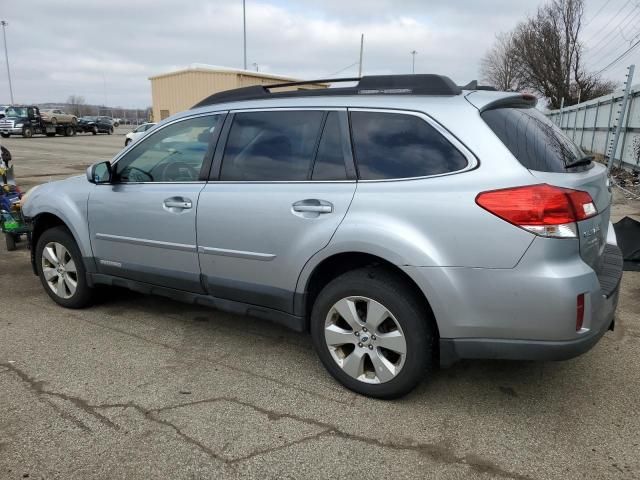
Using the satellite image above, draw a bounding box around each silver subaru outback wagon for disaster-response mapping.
[21,75,622,398]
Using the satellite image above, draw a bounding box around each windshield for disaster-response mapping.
[5,107,28,117]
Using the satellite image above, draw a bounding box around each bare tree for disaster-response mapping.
[484,0,615,108]
[480,33,523,91]
[67,95,87,116]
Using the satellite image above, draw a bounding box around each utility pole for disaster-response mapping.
[243,0,247,70]
[1,20,14,105]
[358,34,364,77]
[410,50,417,74]
[252,62,259,72]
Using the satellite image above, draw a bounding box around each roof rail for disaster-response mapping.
[191,74,462,109]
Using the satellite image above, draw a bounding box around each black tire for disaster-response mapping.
[64,126,73,137]
[92,126,98,135]
[35,226,93,308]
[310,267,435,399]
[108,127,113,135]
[124,138,131,146]
[0,133,9,138]
[5,233,17,251]
[22,127,33,138]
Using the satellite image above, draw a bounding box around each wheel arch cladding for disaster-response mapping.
[31,212,92,275]
[301,252,439,338]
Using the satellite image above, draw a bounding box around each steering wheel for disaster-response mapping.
[126,166,153,182]
[160,161,199,182]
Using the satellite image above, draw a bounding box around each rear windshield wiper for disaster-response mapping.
[565,155,593,169]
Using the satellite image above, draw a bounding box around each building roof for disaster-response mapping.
[148,63,311,82]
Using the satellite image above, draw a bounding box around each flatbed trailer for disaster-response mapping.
[0,105,77,138]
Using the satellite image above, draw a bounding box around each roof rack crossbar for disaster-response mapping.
[265,77,359,89]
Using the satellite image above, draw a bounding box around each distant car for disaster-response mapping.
[40,109,77,125]
[77,116,114,135]
[124,122,156,146]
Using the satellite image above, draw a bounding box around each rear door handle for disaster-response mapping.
[292,200,333,214]
[164,198,192,209]
[293,205,332,213]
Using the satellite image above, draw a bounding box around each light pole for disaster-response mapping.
[252,62,259,72]
[1,21,14,105]
[410,50,417,74]
[242,0,247,70]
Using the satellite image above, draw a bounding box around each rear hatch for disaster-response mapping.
[480,103,612,274]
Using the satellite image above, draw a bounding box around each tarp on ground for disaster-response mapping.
[613,216,640,271]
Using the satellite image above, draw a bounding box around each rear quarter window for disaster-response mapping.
[481,107,586,173]
[350,111,468,180]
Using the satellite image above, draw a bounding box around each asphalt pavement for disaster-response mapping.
[1,132,639,479]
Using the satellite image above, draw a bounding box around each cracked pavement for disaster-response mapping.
[1,134,640,479]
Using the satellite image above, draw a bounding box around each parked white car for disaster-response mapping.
[124,122,156,146]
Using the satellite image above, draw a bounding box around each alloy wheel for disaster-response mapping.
[324,296,407,384]
[41,242,78,299]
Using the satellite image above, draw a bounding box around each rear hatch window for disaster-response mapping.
[481,107,588,173]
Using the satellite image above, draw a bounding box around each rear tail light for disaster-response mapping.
[576,293,585,331]
[475,184,597,238]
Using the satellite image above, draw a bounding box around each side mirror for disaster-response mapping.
[86,161,112,184]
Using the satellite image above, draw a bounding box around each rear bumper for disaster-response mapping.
[401,238,623,366]
[439,285,618,366]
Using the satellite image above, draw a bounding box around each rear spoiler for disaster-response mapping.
[478,93,538,112]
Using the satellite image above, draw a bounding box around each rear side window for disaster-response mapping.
[312,112,348,181]
[221,111,324,181]
[350,111,468,180]
[481,107,585,172]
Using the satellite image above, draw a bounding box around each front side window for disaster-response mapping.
[220,110,324,181]
[114,114,222,183]
[350,111,468,180]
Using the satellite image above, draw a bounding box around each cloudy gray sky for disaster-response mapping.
[0,0,634,108]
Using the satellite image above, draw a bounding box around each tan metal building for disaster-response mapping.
[149,64,327,122]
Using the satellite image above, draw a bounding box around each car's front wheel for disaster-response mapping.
[311,267,435,399]
[36,226,93,308]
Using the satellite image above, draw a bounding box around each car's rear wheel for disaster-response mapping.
[311,268,434,399]
[36,226,93,308]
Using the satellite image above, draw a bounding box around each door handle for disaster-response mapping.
[293,204,332,213]
[163,198,192,209]
[292,199,333,214]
